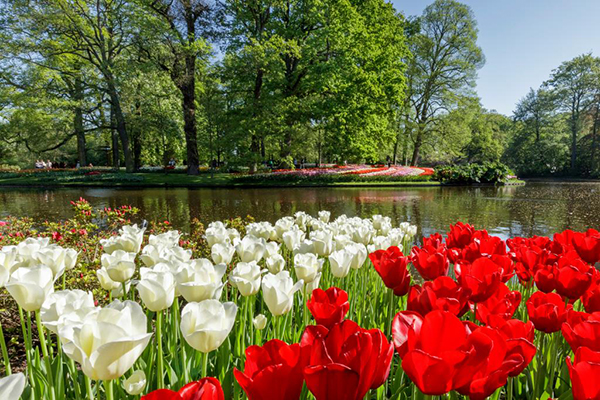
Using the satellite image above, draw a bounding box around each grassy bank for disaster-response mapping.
[0,170,441,188]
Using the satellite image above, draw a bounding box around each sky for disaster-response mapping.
[391,0,600,115]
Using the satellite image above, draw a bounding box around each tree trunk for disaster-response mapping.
[249,68,264,173]
[110,103,119,169]
[133,99,142,171]
[106,77,134,172]
[570,112,578,172]
[74,76,86,166]
[410,128,423,166]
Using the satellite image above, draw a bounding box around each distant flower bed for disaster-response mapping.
[259,165,434,178]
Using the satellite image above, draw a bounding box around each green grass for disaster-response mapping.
[0,170,442,188]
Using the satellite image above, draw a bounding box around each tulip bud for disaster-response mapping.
[253,314,267,330]
[101,250,137,283]
[137,267,176,312]
[265,254,285,274]
[229,262,263,297]
[123,370,146,396]
[180,300,237,353]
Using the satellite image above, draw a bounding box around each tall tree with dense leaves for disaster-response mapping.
[138,0,219,175]
[405,0,484,166]
[546,54,599,172]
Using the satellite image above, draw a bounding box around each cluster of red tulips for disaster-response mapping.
[142,222,600,400]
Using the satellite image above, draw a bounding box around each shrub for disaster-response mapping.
[433,162,514,184]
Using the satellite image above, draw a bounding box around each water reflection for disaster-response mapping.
[1,182,599,239]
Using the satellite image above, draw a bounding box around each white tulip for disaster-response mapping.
[64,248,79,270]
[318,211,331,223]
[282,228,305,252]
[294,212,310,230]
[101,250,137,283]
[0,246,18,275]
[274,217,295,240]
[137,267,175,311]
[334,234,353,251]
[264,242,280,258]
[6,265,55,312]
[123,370,146,396]
[59,300,152,381]
[180,300,237,353]
[176,259,226,302]
[0,372,26,400]
[246,222,276,241]
[141,245,191,267]
[96,267,130,297]
[235,235,266,263]
[34,245,68,278]
[347,243,368,270]
[329,249,353,278]
[148,230,181,249]
[205,223,229,247]
[100,225,144,254]
[229,261,262,297]
[352,225,374,245]
[293,239,314,255]
[265,254,285,274]
[41,290,97,334]
[388,228,406,247]
[372,215,391,231]
[211,242,235,265]
[305,272,321,293]
[253,314,267,330]
[294,253,323,283]
[368,236,392,254]
[310,230,334,256]
[227,228,240,244]
[261,271,303,316]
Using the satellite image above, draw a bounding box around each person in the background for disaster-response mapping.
[35,160,43,169]
[168,158,176,167]
[46,160,53,169]
[76,161,81,168]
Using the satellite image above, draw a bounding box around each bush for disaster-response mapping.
[0,164,20,172]
[433,162,514,184]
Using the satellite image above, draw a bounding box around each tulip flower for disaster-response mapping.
[410,243,449,281]
[96,267,130,297]
[142,377,225,400]
[310,230,334,257]
[100,225,145,254]
[455,257,503,303]
[571,229,600,264]
[475,282,521,324]
[176,259,226,303]
[205,222,230,247]
[261,271,304,316]
[391,311,423,357]
[347,243,368,270]
[247,222,276,241]
[59,300,152,380]
[554,252,593,299]
[265,254,285,274]
[148,230,181,248]
[307,287,349,328]
[282,229,305,253]
[180,299,237,353]
[533,263,557,293]
[562,311,600,353]
[489,318,536,377]
[40,289,97,334]
[230,261,263,297]
[294,253,323,284]
[328,249,352,278]
[583,272,600,312]
[253,314,267,330]
[318,210,331,223]
[303,320,393,400]
[445,222,477,250]
[526,291,571,333]
[234,339,305,400]
[369,246,411,296]
[211,242,236,265]
[0,372,26,400]
[236,235,266,263]
[137,266,176,311]
[406,276,468,317]
[35,245,70,278]
[6,265,55,312]
[567,347,600,400]
[101,250,137,283]
[274,217,295,240]
[123,370,146,396]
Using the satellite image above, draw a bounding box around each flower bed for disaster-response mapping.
[1,207,598,400]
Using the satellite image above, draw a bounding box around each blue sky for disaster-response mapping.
[391,0,600,115]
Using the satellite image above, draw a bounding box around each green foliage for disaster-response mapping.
[433,162,514,184]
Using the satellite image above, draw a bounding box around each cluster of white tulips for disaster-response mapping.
[0,211,416,400]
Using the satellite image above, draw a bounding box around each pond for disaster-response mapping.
[1,181,599,239]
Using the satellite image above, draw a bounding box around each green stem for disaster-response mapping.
[0,318,11,374]
[156,311,164,389]
[121,282,128,299]
[202,351,209,377]
[36,312,56,400]
[85,376,93,400]
[104,380,114,400]
[507,377,514,400]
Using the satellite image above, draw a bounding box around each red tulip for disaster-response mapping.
[410,240,449,281]
[562,311,600,353]
[475,282,521,324]
[489,317,536,377]
[533,263,557,293]
[567,347,600,400]
[396,310,488,395]
[391,311,423,357]
[303,320,393,400]
[582,270,600,313]
[572,229,600,265]
[234,339,304,400]
[455,326,520,400]
[445,222,477,250]
[526,291,571,333]
[455,257,503,303]
[368,247,411,296]
[142,378,224,400]
[307,287,350,328]
[555,252,593,300]
[406,276,468,317]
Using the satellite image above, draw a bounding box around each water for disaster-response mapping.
[1,182,599,239]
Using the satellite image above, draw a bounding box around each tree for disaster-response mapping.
[405,0,484,166]
[138,0,219,175]
[546,54,599,172]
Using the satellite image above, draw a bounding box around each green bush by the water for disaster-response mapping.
[433,162,514,184]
